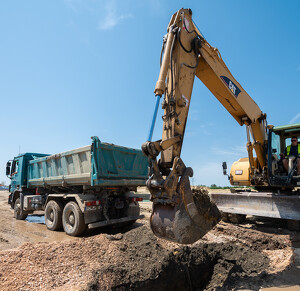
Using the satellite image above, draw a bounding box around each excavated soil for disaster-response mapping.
[0,190,299,290]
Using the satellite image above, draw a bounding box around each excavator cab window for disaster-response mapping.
[271,132,281,161]
[269,125,300,186]
[269,132,279,176]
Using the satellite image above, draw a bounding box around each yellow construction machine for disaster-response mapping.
[142,8,300,244]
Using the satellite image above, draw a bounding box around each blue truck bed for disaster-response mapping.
[27,136,148,188]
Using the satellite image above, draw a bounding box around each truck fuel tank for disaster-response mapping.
[23,195,45,211]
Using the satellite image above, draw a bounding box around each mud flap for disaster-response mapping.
[150,168,221,244]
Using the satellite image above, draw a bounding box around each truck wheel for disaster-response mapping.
[14,198,28,220]
[45,200,63,231]
[62,202,87,236]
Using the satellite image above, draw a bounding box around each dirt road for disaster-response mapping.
[0,190,78,251]
[0,190,300,290]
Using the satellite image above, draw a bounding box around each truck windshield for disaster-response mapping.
[271,132,280,159]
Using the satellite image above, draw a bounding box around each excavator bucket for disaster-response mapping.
[150,169,221,244]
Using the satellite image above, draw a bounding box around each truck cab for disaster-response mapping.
[6,153,49,207]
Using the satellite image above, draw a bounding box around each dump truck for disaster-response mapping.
[6,136,148,236]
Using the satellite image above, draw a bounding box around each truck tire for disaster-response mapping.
[14,198,28,220]
[62,202,87,236]
[45,200,63,231]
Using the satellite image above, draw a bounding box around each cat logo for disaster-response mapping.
[220,76,241,98]
[229,81,236,95]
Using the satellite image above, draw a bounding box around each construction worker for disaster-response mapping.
[281,136,300,175]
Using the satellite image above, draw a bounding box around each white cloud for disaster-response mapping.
[211,144,246,157]
[197,122,214,129]
[186,122,215,137]
[98,12,132,30]
[65,0,133,30]
[64,0,78,12]
[188,109,199,121]
[64,0,88,13]
[97,1,133,30]
[289,112,300,124]
[185,122,214,138]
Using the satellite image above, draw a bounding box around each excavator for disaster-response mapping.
[142,8,300,244]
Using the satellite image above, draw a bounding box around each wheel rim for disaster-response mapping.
[15,202,21,216]
[65,209,75,230]
[69,213,75,225]
[46,206,55,225]
[49,210,54,222]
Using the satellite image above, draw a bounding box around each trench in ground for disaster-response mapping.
[87,240,270,291]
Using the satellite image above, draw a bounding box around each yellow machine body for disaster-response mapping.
[230,158,252,186]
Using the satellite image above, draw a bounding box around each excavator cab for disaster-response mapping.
[268,123,300,188]
[224,124,300,190]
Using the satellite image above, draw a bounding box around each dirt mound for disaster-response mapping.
[0,191,296,291]
[86,226,269,290]
[0,223,278,291]
[215,223,291,251]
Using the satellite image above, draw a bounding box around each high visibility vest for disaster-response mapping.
[286,144,300,156]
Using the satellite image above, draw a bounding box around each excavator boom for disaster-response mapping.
[194,28,267,169]
[143,9,300,243]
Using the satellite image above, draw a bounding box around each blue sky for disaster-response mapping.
[1,0,300,186]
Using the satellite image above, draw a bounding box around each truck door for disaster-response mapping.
[10,159,20,192]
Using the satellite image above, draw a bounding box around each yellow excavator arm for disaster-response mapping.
[142,8,268,244]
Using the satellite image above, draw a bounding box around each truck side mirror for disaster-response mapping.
[6,162,11,176]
